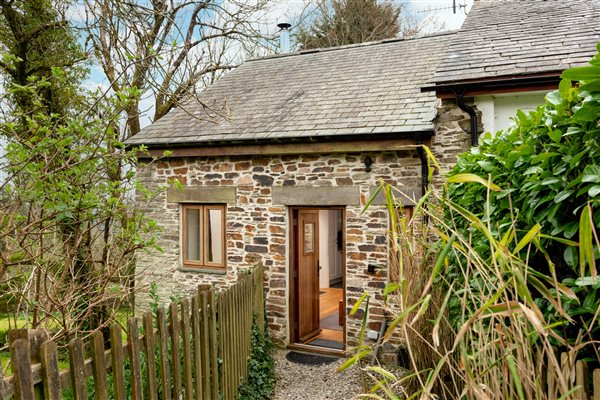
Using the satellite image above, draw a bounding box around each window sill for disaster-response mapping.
[178,265,227,275]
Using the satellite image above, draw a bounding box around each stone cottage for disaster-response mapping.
[126,0,600,354]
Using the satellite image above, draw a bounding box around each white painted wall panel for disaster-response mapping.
[476,91,547,135]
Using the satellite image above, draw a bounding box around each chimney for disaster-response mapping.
[277,22,291,53]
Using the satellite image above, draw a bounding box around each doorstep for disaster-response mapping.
[286,343,347,357]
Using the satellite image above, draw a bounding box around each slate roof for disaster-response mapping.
[431,0,600,84]
[126,32,453,146]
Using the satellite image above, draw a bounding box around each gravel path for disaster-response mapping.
[271,349,363,399]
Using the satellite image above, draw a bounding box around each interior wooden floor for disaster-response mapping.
[307,287,343,345]
[312,328,342,341]
[320,288,343,316]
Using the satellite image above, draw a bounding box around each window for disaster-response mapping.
[182,204,226,268]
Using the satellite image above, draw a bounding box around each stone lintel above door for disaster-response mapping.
[272,186,360,206]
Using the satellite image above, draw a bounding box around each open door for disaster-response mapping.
[297,209,321,342]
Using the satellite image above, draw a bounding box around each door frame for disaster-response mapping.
[288,206,346,352]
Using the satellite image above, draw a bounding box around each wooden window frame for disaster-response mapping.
[182,204,226,269]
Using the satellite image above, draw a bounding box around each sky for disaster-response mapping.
[406,0,473,30]
[260,0,473,35]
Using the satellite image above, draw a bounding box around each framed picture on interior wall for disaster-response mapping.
[304,223,314,254]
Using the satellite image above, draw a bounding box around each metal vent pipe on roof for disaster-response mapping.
[277,22,291,53]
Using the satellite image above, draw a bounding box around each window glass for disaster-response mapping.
[206,208,223,264]
[186,208,201,262]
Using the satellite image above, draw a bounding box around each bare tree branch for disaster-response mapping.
[85,0,273,138]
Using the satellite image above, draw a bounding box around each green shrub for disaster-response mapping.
[238,314,275,400]
[446,44,600,348]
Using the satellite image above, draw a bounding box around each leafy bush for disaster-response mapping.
[238,314,275,400]
[446,44,600,347]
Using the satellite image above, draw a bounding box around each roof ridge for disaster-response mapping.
[246,30,458,63]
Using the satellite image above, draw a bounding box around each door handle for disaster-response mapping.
[318,265,322,270]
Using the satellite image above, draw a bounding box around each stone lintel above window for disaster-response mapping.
[167,187,236,204]
[272,186,360,206]
[368,186,420,206]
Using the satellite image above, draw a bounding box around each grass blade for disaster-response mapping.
[513,224,541,254]
[579,203,596,276]
[507,353,525,400]
[350,292,369,316]
[447,173,502,192]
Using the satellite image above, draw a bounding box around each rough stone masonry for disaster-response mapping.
[134,98,474,355]
[136,150,420,346]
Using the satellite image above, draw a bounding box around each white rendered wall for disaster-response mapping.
[318,210,343,288]
[319,210,330,288]
[332,211,342,282]
[476,91,547,135]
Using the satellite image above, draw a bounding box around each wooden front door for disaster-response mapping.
[297,209,321,342]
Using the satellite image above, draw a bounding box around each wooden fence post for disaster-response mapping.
[221,289,231,400]
[594,369,600,400]
[217,290,225,399]
[91,331,108,400]
[68,338,87,400]
[234,281,242,390]
[0,268,267,400]
[156,308,171,400]
[209,290,219,400]
[199,292,210,400]
[191,295,203,400]
[8,330,48,364]
[180,299,193,400]
[9,329,48,400]
[143,312,158,400]
[254,264,265,332]
[169,302,182,400]
[244,277,250,381]
[109,323,126,400]
[39,341,60,400]
[575,360,588,399]
[127,318,143,400]
[10,338,35,400]
[0,352,5,400]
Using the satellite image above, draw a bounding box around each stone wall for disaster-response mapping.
[133,99,478,358]
[135,150,422,347]
[431,97,483,175]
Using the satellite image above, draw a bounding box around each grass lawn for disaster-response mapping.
[1,313,38,374]
[1,313,29,373]
[0,313,30,332]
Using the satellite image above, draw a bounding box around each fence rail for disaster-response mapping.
[0,264,265,400]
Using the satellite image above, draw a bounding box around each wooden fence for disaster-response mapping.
[537,348,600,400]
[0,264,265,400]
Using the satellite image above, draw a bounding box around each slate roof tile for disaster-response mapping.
[126,32,454,146]
[126,0,599,147]
[431,0,600,84]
